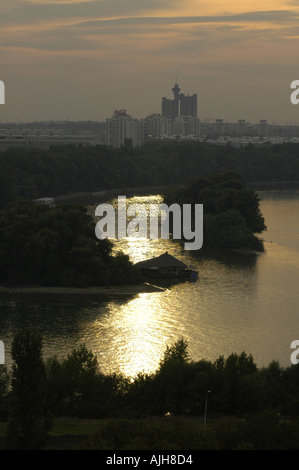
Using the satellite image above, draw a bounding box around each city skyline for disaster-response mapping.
[1,1,299,124]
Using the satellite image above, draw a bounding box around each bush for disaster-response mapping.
[5,329,53,450]
[79,418,203,450]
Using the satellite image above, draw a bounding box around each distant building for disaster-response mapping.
[173,115,200,137]
[161,97,176,122]
[106,110,139,148]
[162,81,197,121]
[0,127,103,151]
[179,93,197,119]
[134,252,195,279]
[235,120,247,135]
[139,114,173,144]
[213,119,225,135]
[257,120,269,136]
[33,197,55,208]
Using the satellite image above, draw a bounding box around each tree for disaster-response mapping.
[60,345,99,413]
[0,172,16,209]
[164,171,266,251]
[0,198,139,287]
[213,351,257,414]
[151,338,190,415]
[160,337,190,365]
[6,329,53,450]
[0,365,10,420]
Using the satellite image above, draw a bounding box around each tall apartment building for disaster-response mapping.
[173,115,200,137]
[162,82,197,121]
[257,120,269,136]
[213,119,225,135]
[139,114,173,145]
[106,110,139,148]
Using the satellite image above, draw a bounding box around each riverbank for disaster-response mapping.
[53,182,299,207]
[54,185,169,206]
[0,283,165,296]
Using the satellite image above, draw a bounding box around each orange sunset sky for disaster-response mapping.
[1,0,299,123]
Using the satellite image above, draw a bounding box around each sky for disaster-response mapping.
[1,0,299,124]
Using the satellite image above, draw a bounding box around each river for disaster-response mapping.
[1,190,299,376]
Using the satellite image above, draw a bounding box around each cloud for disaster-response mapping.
[0,0,174,25]
[2,0,299,122]
[2,6,299,53]
[3,1,299,30]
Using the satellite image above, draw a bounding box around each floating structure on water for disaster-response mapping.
[135,252,197,279]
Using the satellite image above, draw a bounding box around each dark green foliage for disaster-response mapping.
[160,337,190,364]
[5,329,53,450]
[2,141,299,206]
[41,338,299,423]
[81,418,204,450]
[79,413,299,450]
[45,347,129,418]
[0,198,141,287]
[109,251,142,286]
[3,334,299,449]
[0,366,10,420]
[0,172,16,209]
[149,338,191,415]
[0,141,280,254]
[212,352,258,414]
[164,171,266,251]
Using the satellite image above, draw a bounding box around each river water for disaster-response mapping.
[1,190,299,376]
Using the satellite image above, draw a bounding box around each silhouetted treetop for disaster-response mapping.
[1,141,299,207]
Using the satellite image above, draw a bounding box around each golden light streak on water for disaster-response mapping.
[104,293,170,378]
[87,290,183,378]
[3,192,299,375]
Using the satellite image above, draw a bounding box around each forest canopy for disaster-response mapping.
[0,142,271,268]
[3,333,299,450]
[1,141,299,208]
[0,198,141,287]
[163,171,266,251]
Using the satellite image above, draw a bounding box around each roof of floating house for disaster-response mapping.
[135,252,188,269]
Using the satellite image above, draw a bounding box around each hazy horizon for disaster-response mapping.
[1,1,299,125]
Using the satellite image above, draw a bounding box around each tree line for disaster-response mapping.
[0,198,141,287]
[2,330,299,449]
[164,171,266,251]
[1,141,299,209]
[0,172,266,288]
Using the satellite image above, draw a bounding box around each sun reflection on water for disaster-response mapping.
[86,194,201,377]
[3,189,299,375]
[82,193,299,375]
[91,292,181,378]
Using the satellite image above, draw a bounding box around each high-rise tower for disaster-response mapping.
[162,81,197,121]
[172,81,181,119]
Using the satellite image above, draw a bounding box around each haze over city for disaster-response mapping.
[1,0,299,124]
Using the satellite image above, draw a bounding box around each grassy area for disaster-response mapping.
[0,416,211,450]
[0,418,109,450]
[49,417,108,437]
[0,417,107,437]
[2,414,296,450]
[0,416,205,437]
[0,422,7,437]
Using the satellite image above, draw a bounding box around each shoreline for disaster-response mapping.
[0,283,165,296]
[52,182,299,206]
